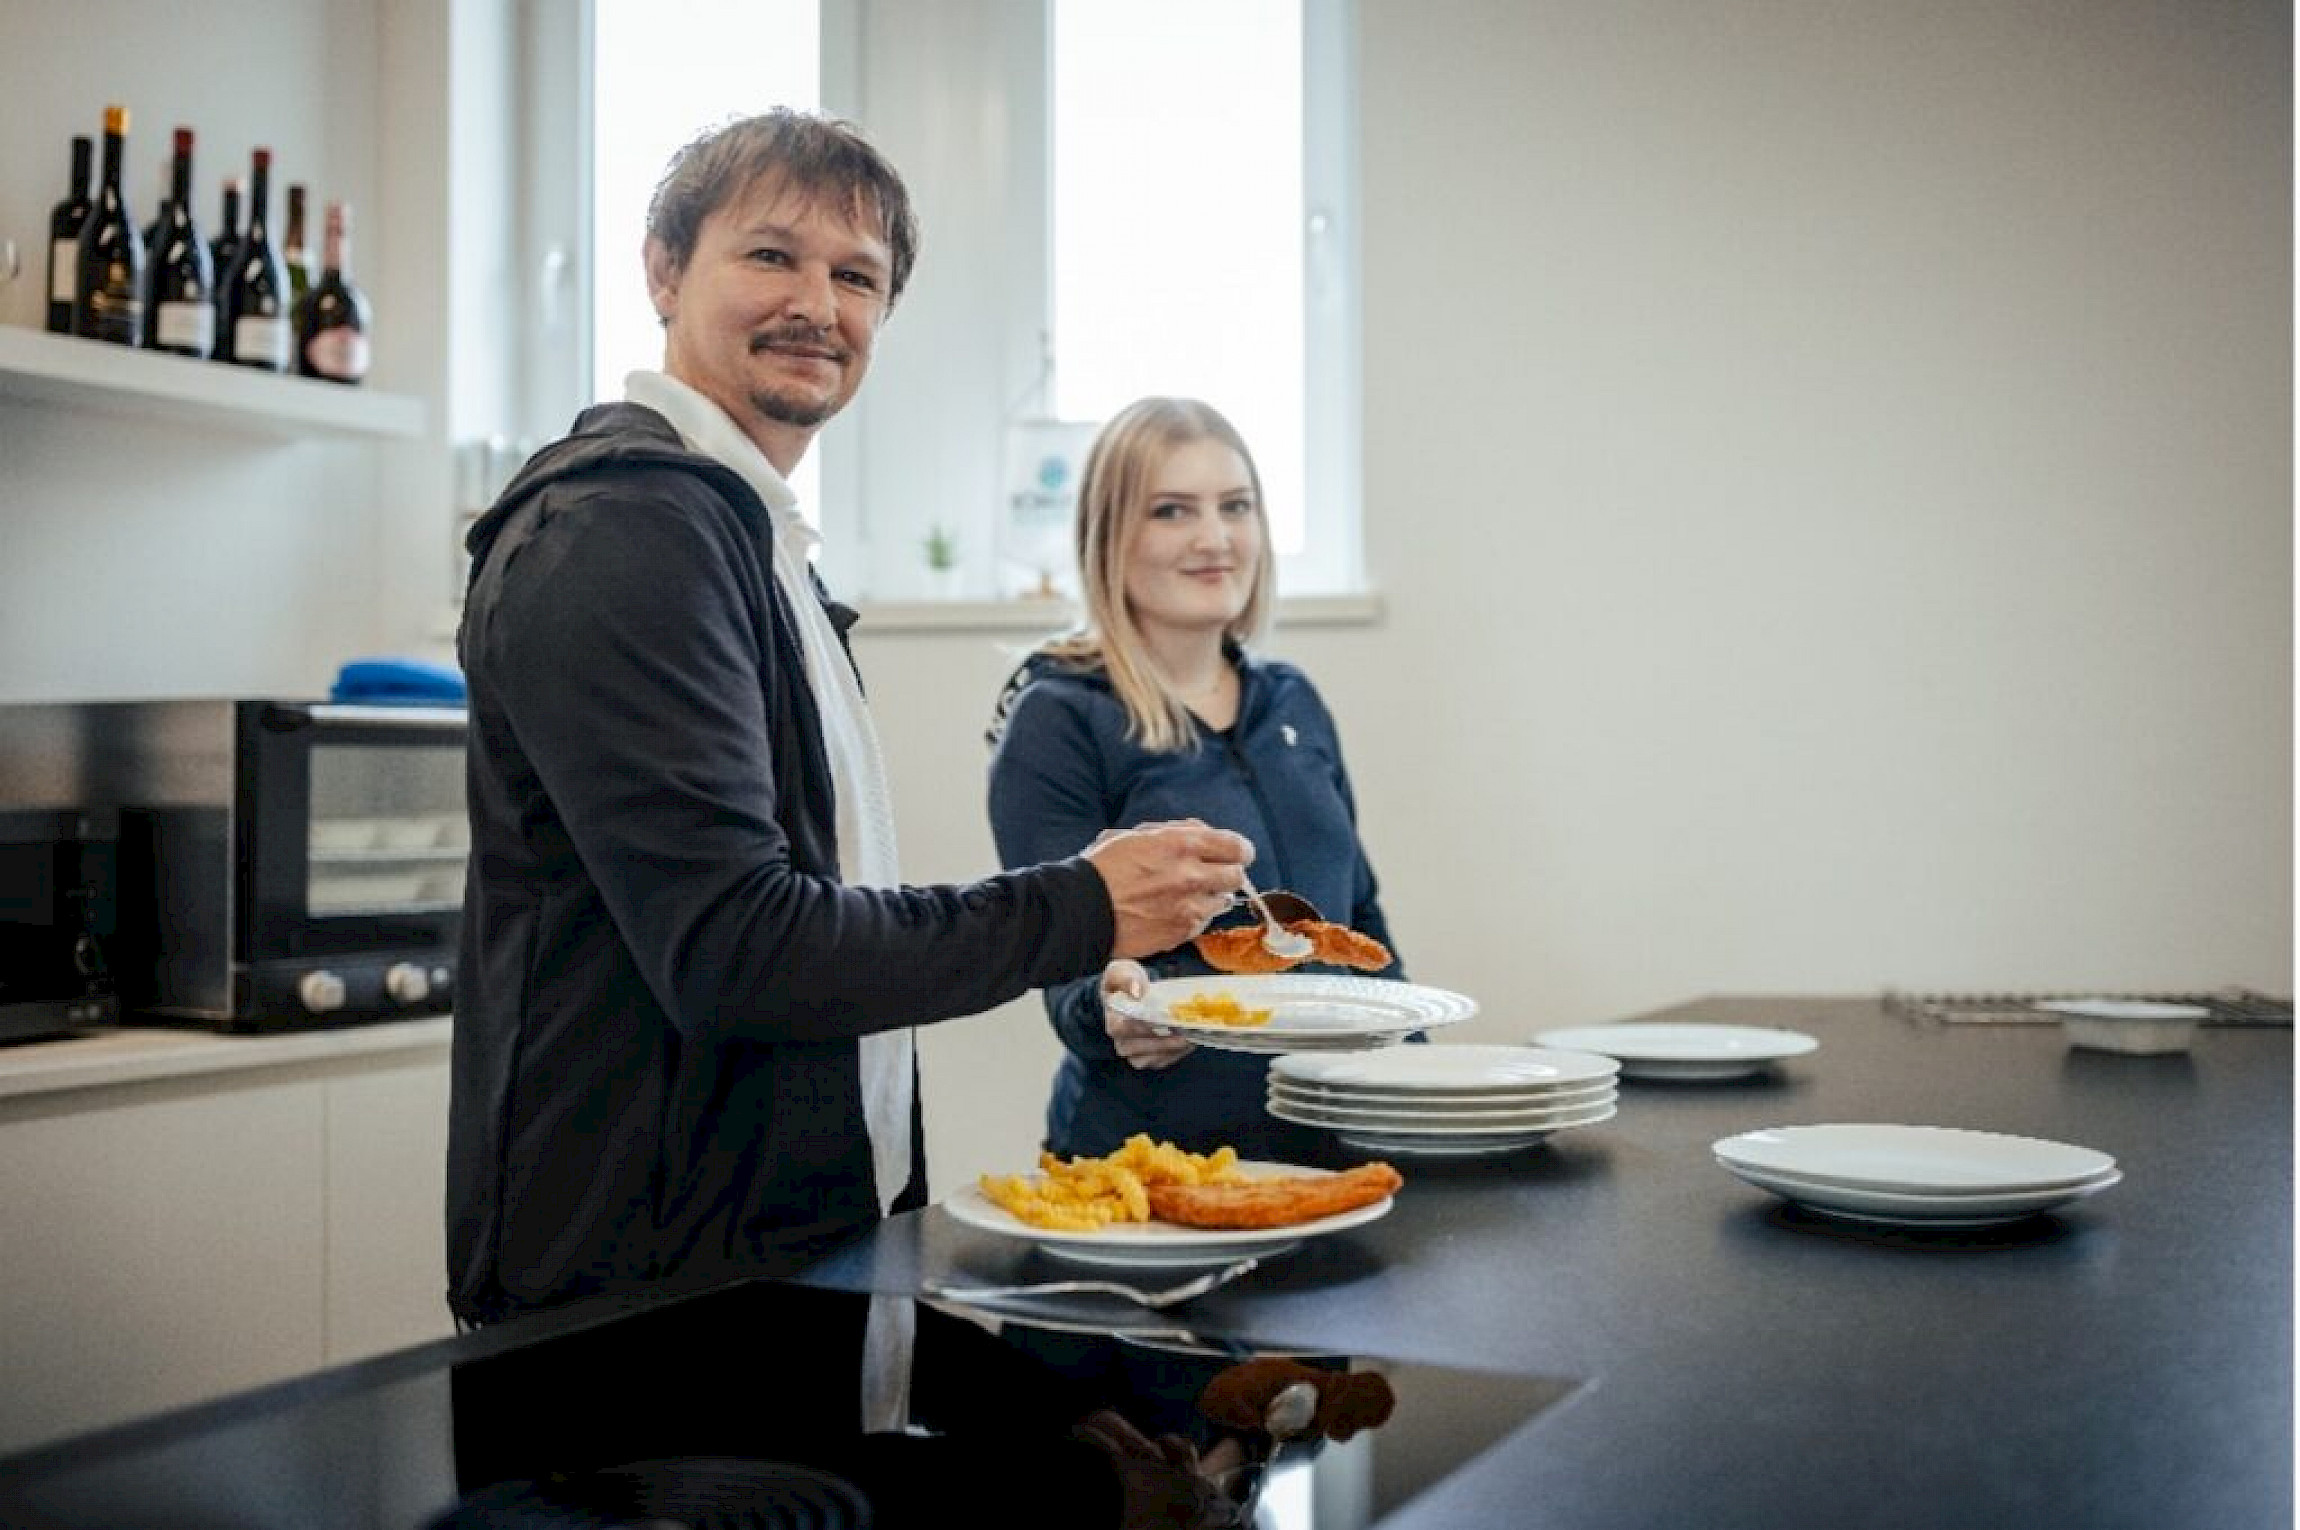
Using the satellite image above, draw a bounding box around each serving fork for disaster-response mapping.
[924,1255,1260,1310]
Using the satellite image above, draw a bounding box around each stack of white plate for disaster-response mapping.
[1266,1044,1620,1157]
[1713,1123,2122,1228]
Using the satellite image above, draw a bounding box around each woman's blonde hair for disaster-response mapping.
[1038,397,1276,752]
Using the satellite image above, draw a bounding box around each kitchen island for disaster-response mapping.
[0,996,2286,1528]
[798,994,2293,1529]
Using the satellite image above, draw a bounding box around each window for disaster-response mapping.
[590,0,823,513]
[532,0,1360,604]
[1050,0,1307,558]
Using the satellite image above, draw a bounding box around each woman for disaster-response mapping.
[986,397,1403,1163]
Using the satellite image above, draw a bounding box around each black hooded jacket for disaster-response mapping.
[449,402,1113,1324]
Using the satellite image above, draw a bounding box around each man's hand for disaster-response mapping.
[1081,821,1251,961]
[1068,1408,1243,1530]
[1100,960,1196,1070]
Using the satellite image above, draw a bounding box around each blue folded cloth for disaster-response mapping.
[331,657,468,705]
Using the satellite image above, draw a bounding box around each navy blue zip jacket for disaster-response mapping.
[986,647,1402,1162]
[451,403,1113,1324]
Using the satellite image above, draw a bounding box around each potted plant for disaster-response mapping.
[922,524,960,597]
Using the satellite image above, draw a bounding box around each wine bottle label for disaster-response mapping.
[49,238,76,303]
[304,328,372,381]
[157,301,215,353]
[235,314,291,370]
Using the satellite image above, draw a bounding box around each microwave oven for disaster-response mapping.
[0,806,120,1045]
[12,699,469,1032]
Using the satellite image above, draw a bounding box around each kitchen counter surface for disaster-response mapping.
[800,994,2294,1530]
[0,995,2284,1529]
[0,1016,452,1102]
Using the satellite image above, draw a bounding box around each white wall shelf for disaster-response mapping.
[0,324,424,442]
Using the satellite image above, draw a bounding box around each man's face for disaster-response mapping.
[645,174,894,473]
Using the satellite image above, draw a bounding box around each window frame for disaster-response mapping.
[508,0,1363,605]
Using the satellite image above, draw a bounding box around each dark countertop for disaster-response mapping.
[0,995,2285,1530]
[796,994,2294,1529]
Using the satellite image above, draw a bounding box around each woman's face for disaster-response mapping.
[1119,436,1263,644]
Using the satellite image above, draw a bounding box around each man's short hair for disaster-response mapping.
[645,107,919,304]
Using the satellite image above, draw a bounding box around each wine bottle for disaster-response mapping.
[283,183,312,314]
[144,127,215,358]
[73,105,145,346]
[140,160,168,253]
[218,147,290,371]
[45,136,93,334]
[209,178,242,293]
[297,200,373,384]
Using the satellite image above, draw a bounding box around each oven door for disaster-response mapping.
[237,702,466,1019]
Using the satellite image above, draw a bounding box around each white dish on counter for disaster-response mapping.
[1107,974,1476,1055]
[1264,1089,1618,1130]
[2035,999,2208,1056]
[1268,1094,1617,1149]
[1267,1076,1618,1114]
[1717,1156,2122,1226]
[938,1160,1394,1269]
[1532,1022,1818,1080]
[1272,1044,1617,1093]
[1325,1103,1619,1157]
[1713,1123,2116,1195]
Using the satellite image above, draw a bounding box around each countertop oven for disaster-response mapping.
[21,699,468,1032]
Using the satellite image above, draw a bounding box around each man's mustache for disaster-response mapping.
[750,324,843,359]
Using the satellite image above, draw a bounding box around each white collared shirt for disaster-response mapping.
[621,370,915,1219]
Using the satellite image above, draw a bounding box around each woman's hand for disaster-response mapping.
[1101,960,1195,1070]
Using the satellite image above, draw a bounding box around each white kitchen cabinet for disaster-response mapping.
[0,1020,453,1455]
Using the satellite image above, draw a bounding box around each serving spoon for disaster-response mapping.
[1211,1379,1325,1527]
[1236,876,1315,962]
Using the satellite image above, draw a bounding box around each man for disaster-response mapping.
[449,109,1250,1327]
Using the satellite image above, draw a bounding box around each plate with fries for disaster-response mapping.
[945,1135,1398,1269]
[1106,973,1477,1054]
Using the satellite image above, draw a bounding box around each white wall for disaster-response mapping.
[0,0,457,703]
[868,0,2294,1190]
[1,0,2288,1198]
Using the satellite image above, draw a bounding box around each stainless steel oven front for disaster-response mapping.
[78,699,466,1031]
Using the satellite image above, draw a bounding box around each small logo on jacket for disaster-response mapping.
[1281,725,1298,746]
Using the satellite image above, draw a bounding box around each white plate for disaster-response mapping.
[1722,1157,2122,1202]
[1268,1094,1618,1135]
[1717,1157,2123,1226]
[1107,974,1476,1055]
[938,1160,1395,1269]
[1532,1023,1818,1080]
[1273,1044,1616,1093]
[1267,1076,1619,1112]
[1713,1124,2116,1194]
[1265,1090,1618,1130]
[1327,1104,1620,1156]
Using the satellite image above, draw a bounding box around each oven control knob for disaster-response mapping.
[299,971,348,1014]
[384,963,432,1006]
